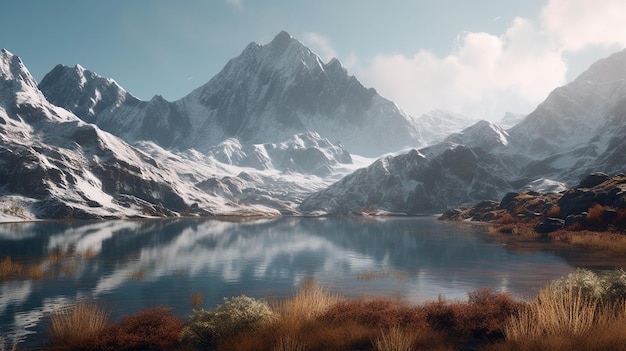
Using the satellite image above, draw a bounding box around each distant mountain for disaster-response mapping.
[206,131,352,176]
[413,109,478,146]
[300,121,514,214]
[40,31,422,156]
[498,112,525,129]
[301,49,626,215]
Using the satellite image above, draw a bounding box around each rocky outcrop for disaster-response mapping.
[440,173,626,232]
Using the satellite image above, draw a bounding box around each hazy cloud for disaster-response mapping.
[355,0,626,121]
[302,32,338,63]
[540,0,626,51]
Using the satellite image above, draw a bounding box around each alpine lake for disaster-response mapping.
[1,216,624,347]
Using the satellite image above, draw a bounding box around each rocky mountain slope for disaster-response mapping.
[2,48,338,221]
[301,49,626,215]
[39,31,422,157]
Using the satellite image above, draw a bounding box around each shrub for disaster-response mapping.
[497,213,516,225]
[320,298,422,328]
[587,203,607,224]
[550,268,626,302]
[48,300,110,350]
[182,295,274,347]
[546,205,560,217]
[95,306,184,351]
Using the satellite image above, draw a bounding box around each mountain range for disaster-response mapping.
[1,31,625,220]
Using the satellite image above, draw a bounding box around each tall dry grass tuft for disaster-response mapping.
[272,335,307,351]
[48,300,110,350]
[373,326,415,351]
[276,280,342,321]
[505,286,600,340]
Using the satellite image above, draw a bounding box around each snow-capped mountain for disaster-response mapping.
[300,122,514,215]
[301,49,626,215]
[2,49,325,221]
[206,131,352,176]
[40,31,422,156]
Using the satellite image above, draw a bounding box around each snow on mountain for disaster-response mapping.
[413,109,479,146]
[0,49,293,221]
[206,131,352,176]
[40,31,422,157]
[302,49,626,215]
[39,64,193,149]
[508,49,626,183]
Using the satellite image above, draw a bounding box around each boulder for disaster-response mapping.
[535,218,565,233]
[578,172,610,188]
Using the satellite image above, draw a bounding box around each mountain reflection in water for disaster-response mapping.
[0,217,573,345]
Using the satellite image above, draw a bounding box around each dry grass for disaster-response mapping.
[48,300,110,350]
[497,213,516,225]
[275,280,342,321]
[372,326,415,351]
[565,230,626,254]
[490,301,626,351]
[505,287,600,340]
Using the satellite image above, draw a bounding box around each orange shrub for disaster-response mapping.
[587,204,607,224]
[546,205,560,217]
[497,213,516,225]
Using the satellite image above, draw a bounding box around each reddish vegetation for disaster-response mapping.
[94,306,185,351]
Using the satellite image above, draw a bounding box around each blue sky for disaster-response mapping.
[1,0,624,120]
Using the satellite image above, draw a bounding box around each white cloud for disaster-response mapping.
[541,0,626,51]
[355,0,626,121]
[302,32,337,63]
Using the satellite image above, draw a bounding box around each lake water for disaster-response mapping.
[0,217,589,346]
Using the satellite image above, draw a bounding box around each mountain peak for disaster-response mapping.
[0,48,38,89]
[576,48,626,84]
[270,30,294,47]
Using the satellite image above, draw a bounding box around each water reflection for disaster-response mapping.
[0,217,574,346]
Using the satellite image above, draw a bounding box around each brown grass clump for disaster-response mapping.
[48,300,110,350]
[587,203,608,224]
[372,326,415,351]
[497,213,516,225]
[546,205,560,217]
[95,306,185,351]
[276,280,342,321]
[565,230,626,254]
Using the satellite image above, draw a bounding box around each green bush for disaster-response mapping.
[181,295,274,347]
[550,268,626,302]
